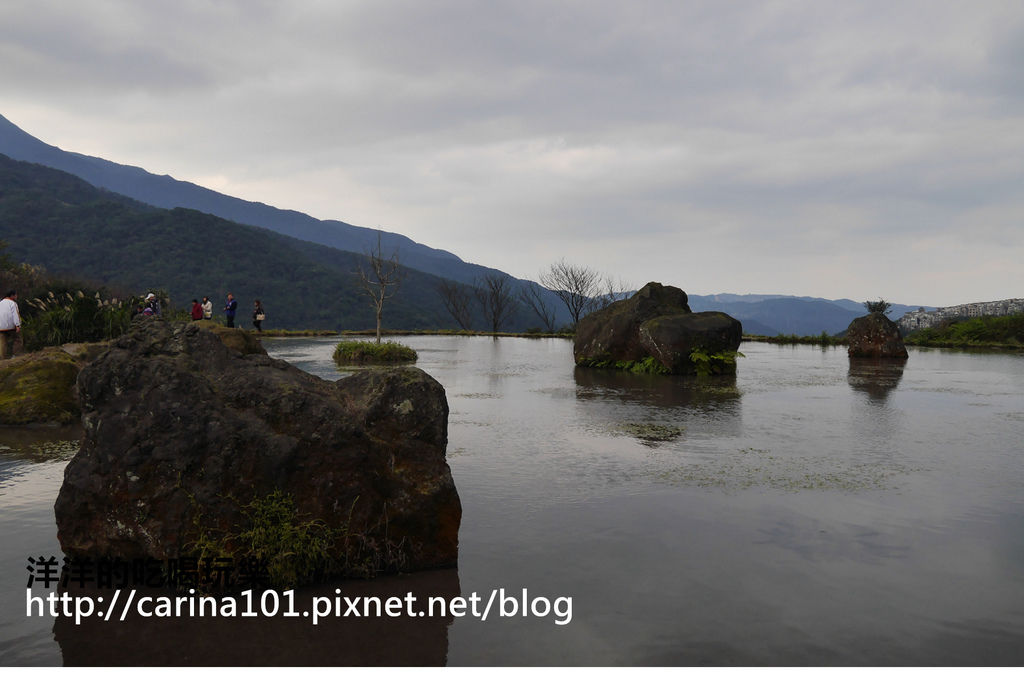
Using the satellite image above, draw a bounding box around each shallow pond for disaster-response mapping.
[2,338,1023,665]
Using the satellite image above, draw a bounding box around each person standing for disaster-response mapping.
[145,293,161,317]
[0,290,21,360]
[190,299,204,321]
[201,296,213,320]
[252,299,265,332]
[224,293,238,328]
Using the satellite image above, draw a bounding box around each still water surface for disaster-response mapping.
[1,337,1023,665]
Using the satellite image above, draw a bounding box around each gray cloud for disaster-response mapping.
[2,0,1022,305]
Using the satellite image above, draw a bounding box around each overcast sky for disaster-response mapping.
[3,0,1023,306]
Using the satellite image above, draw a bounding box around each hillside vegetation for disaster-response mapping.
[0,154,538,331]
[905,314,1024,349]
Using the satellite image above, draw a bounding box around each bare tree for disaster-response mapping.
[590,275,633,313]
[518,281,558,333]
[539,259,603,327]
[356,230,403,343]
[436,278,475,330]
[475,273,517,333]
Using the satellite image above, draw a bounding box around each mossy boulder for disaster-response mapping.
[191,319,266,355]
[55,318,459,582]
[574,282,742,374]
[846,313,909,359]
[0,348,87,425]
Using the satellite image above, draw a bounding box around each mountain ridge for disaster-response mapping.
[1,113,936,335]
[0,152,544,331]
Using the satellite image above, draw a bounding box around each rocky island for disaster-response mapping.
[574,282,743,375]
[54,319,460,583]
[846,312,909,359]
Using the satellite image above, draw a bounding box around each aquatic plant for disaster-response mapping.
[234,491,335,587]
[614,422,685,443]
[576,356,671,374]
[688,348,745,376]
[187,490,337,587]
[333,340,418,364]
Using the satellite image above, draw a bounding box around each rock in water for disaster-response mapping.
[54,319,460,580]
[846,313,909,359]
[574,282,743,374]
[0,348,82,425]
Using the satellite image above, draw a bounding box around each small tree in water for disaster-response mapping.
[357,230,403,344]
[864,299,893,315]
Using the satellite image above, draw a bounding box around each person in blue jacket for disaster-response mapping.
[224,292,238,327]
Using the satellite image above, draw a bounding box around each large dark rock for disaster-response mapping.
[54,319,460,580]
[846,313,909,359]
[574,282,743,374]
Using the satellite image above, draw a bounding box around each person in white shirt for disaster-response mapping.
[0,290,21,360]
[201,296,213,320]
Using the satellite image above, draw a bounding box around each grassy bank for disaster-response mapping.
[339,329,573,339]
[905,313,1024,349]
[259,328,573,339]
[255,328,340,337]
[742,333,846,347]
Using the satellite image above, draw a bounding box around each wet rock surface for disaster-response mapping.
[55,319,460,579]
[846,313,909,359]
[574,282,742,374]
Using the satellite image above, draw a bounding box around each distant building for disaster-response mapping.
[899,298,1024,333]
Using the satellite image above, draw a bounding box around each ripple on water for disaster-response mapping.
[652,447,921,493]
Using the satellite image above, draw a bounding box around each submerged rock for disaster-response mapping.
[55,319,460,581]
[846,313,909,359]
[574,282,742,374]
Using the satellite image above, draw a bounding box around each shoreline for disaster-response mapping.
[254,329,1022,350]
[257,328,574,340]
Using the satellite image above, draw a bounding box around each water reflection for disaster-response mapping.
[847,358,907,401]
[572,367,743,443]
[573,367,741,409]
[0,426,82,463]
[53,568,460,666]
[5,338,1024,665]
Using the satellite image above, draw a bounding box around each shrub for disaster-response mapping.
[864,300,892,315]
[235,491,335,586]
[20,290,136,350]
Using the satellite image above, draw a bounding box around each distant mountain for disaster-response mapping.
[0,113,535,294]
[1,113,935,336]
[688,294,925,336]
[0,153,539,331]
[688,293,933,335]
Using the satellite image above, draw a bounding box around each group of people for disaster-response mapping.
[134,293,163,317]
[187,293,266,331]
[0,289,270,363]
[187,295,214,321]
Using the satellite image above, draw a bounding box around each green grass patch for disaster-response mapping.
[333,340,418,364]
[187,490,336,587]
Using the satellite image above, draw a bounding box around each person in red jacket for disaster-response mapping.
[190,299,203,321]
